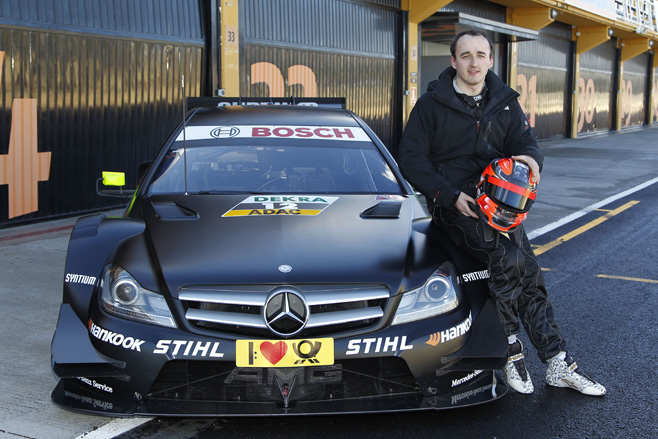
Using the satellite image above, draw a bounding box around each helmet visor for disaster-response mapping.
[489,185,533,211]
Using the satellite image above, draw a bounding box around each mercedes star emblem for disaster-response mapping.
[263,289,309,337]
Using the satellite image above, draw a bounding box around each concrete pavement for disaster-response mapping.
[526,127,658,235]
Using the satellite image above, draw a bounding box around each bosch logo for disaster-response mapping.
[210,126,240,138]
[263,289,309,337]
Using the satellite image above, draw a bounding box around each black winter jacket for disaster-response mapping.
[398,67,543,208]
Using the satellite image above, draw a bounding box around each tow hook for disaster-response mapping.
[275,375,296,409]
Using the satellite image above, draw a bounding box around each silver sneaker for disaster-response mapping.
[504,340,534,394]
[546,351,606,396]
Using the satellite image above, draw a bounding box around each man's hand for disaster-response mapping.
[455,192,479,218]
[511,154,540,184]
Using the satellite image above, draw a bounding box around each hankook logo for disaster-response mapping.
[210,126,240,138]
[263,289,309,337]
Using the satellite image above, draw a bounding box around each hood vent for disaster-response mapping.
[360,201,402,219]
[152,202,198,221]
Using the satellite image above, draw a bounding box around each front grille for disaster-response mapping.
[148,358,417,403]
[179,284,390,338]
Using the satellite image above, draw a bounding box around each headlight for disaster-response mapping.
[100,266,176,328]
[391,269,460,325]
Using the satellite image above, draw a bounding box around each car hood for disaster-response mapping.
[141,194,430,295]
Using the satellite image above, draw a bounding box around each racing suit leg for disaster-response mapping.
[511,227,567,362]
[436,206,523,336]
[436,207,567,360]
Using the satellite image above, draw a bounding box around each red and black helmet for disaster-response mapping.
[476,158,537,232]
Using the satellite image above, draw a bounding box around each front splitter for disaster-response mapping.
[52,370,507,417]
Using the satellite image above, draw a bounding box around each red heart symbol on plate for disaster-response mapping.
[260,341,287,365]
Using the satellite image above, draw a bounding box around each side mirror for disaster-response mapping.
[96,171,135,198]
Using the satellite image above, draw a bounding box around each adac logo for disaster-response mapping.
[0,50,52,219]
[210,126,240,138]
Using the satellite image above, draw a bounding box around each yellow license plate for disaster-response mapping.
[235,338,334,367]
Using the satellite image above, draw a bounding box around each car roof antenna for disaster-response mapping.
[181,71,189,196]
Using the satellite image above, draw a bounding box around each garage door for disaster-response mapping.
[620,53,649,129]
[578,39,617,135]
[239,0,402,149]
[517,22,571,139]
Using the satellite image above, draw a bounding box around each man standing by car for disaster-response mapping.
[398,30,605,396]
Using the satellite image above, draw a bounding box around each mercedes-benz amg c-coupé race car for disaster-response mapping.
[51,97,508,416]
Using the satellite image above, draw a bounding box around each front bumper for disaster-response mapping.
[51,298,507,416]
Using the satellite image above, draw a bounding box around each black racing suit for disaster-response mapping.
[398,67,566,362]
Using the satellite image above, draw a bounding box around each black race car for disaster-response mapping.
[51,97,508,416]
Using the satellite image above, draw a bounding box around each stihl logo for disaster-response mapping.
[0,50,51,219]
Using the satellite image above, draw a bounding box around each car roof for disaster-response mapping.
[189,105,360,127]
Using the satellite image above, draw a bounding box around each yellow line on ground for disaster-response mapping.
[596,274,658,284]
[541,267,552,272]
[533,200,640,256]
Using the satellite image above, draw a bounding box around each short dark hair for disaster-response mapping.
[450,30,493,58]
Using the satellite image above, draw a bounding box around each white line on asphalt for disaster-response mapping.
[74,417,153,439]
[528,176,658,240]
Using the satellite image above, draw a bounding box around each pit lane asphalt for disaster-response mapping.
[0,128,657,439]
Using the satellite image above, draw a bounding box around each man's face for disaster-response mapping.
[451,35,493,89]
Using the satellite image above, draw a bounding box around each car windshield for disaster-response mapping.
[147,140,403,195]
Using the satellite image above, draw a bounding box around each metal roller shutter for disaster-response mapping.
[0,1,203,226]
[578,39,617,135]
[517,22,572,139]
[239,0,402,149]
[621,53,649,129]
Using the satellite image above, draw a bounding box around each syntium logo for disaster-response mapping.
[0,51,52,219]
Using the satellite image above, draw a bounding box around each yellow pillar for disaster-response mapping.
[407,21,419,122]
[505,6,518,92]
[402,0,452,121]
[508,37,518,91]
[220,0,240,96]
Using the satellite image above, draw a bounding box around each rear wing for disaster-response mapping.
[187,97,346,110]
